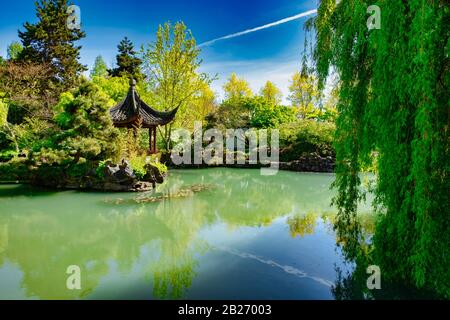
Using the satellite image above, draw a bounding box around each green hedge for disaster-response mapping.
[279,120,335,162]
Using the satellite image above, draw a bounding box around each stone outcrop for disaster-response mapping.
[92,160,166,192]
[144,163,166,185]
[30,159,166,192]
[279,154,335,173]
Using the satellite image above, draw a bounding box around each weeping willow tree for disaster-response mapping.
[308,0,449,298]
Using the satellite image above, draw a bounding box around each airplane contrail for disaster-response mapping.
[198,9,318,48]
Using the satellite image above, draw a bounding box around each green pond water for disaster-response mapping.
[0,168,375,300]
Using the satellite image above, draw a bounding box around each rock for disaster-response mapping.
[144,163,165,184]
[104,160,136,185]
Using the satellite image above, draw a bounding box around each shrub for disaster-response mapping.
[27,81,121,184]
[279,120,335,161]
[129,154,147,180]
[0,157,29,181]
[129,154,168,180]
[206,97,296,130]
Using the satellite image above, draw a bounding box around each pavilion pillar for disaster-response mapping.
[153,127,157,154]
[149,127,153,154]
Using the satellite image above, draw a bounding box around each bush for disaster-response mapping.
[129,154,147,180]
[0,158,29,181]
[0,150,17,163]
[129,154,168,180]
[206,97,296,130]
[279,120,335,161]
[249,97,295,129]
[26,81,122,185]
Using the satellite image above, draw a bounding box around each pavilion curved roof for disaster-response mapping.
[110,80,178,128]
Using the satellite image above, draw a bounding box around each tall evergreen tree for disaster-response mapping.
[90,55,108,78]
[18,0,86,93]
[110,37,143,80]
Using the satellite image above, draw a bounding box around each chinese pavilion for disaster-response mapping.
[110,79,178,154]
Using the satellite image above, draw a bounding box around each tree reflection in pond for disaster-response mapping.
[0,169,375,300]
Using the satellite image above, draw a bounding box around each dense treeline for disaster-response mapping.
[0,0,337,184]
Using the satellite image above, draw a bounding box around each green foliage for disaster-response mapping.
[223,73,253,101]
[206,96,295,130]
[0,150,17,163]
[110,37,143,80]
[129,154,168,180]
[279,120,335,161]
[206,98,252,130]
[249,97,295,129]
[13,117,56,152]
[90,55,108,78]
[91,75,129,105]
[0,61,55,120]
[0,157,29,181]
[95,158,111,178]
[7,42,23,61]
[260,81,283,105]
[182,81,217,130]
[129,155,147,180]
[311,0,449,298]
[27,81,121,182]
[151,160,168,175]
[18,0,86,93]
[288,71,320,119]
[0,99,7,126]
[142,21,213,150]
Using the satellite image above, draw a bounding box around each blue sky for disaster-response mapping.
[0,0,317,102]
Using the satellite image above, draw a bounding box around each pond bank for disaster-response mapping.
[166,154,335,173]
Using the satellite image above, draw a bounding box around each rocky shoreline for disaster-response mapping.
[164,153,335,173]
[29,160,167,192]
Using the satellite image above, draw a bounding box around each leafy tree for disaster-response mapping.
[260,81,282,105]
[7,42,23,61]
[110,37,143,80]
[206,98,252,130]
[288,71,320,119]
[249,97,295,129]
[310,0,449,298]
[278,120,335,161]
[91,75,155,108]
[0,100,7,126]
[223,73,253,101]
[206,96,294,130]
[39,81,120,166]
[183,82,217,129]
[18,0,86,95]
[90,55,108,78]
[0,61,53,122]
[142,21,212,150]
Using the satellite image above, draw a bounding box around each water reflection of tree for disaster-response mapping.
[287,212,318,238]
[330,213,437,300]
[0,169,339,300]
